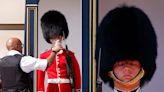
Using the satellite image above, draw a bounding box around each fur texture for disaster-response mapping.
[41,10,69,43]
[96,5,157,88]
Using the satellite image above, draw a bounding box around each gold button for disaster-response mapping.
[56,58,59,62]
[57,67,60,70]
[57,70,60,77]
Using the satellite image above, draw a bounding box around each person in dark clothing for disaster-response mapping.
[0,37,60,92]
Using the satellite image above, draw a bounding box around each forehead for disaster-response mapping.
[115,60,140,64]
[51,35,63,39]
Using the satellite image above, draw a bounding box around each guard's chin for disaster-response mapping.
[108,68,145,86]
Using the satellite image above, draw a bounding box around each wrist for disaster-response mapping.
[51,47,57,54]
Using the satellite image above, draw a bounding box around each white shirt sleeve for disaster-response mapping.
[20,56,48,73]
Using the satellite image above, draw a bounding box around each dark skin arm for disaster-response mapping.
[46,52,56,68]
[46,40,63,68]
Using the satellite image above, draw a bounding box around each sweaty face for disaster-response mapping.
[50,36,64,48]
[113,60,141,82]
[50,36,63,43]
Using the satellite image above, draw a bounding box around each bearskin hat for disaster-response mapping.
[41,10,69,43]
[96,5,157,88]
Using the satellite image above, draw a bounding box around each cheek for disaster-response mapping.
[113,68,124,78]
[50,39,55,44]
[132,69,140,76]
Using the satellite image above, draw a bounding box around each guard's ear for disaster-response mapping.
[62,36,65,40]
[50,39,56,44]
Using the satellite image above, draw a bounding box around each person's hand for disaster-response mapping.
[47,40,63,68]
[51,40,63,53]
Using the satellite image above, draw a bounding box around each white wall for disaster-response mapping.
[0,0,25,24]
[98,0,164,92]
[0,0,25,58]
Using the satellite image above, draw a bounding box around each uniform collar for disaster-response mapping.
[114,87,141,92]
[7,50,21,56]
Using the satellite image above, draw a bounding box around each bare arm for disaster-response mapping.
[46,51,56,68]
[46,40,63,68]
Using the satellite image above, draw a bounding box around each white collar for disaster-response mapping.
[7,50,21,56]
[56,50,63,54]
[114,87,141,92]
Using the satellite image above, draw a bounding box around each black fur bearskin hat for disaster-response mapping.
[96,5,157,88]
[41,10,69,43]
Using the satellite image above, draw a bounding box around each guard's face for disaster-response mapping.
[50,36,63,44]
[113,60,141,82]
[50,36,64,48]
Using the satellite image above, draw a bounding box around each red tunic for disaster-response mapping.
[37,50,81,92]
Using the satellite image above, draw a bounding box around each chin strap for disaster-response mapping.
[109,68,145,86]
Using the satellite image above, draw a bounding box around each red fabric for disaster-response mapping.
[37,50,81,92]
[46,83,72,92]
